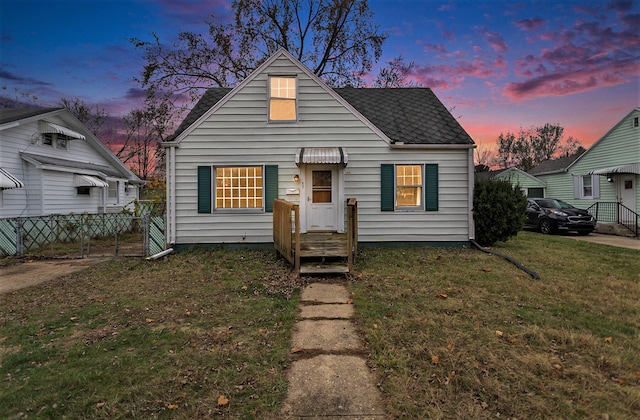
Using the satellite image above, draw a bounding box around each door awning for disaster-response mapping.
[74,174,109,188]
[0,168,24,190]
[39,121,86,140]
[295,147,348,166]
[589,163,640,175]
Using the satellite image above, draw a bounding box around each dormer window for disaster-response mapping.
[269,76,297,121]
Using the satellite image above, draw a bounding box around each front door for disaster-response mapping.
[305,166,338,231]
[618,175,636,220]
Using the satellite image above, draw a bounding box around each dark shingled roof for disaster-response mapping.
[334,88,473,145]
[171,89,232,140]
[528,153,582,175]
[170,87,474,145]
[0,108,61,125]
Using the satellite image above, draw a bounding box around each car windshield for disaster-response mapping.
[536,199,575,209]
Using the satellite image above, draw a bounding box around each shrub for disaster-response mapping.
[473,178,527,246]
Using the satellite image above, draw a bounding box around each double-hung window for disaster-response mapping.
[269,76,297,121]
[573,174,599,199]
[381,164,439,211]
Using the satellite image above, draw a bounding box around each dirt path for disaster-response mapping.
[0,258,110,295]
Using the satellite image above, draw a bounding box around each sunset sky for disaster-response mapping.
[1,0,638,152]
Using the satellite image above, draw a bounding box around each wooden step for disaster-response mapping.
[299,260,350,274]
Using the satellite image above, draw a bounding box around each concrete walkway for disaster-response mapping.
[280,283,385,419]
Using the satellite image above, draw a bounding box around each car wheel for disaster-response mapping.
[539,218,553,234]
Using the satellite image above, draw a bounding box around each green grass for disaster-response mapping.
[0,249,300,418]
[350,231,640,418]
[1,232,639,418]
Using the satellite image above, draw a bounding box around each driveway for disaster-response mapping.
[569,232,640,250]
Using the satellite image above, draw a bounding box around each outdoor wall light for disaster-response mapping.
[607,177,613,182]
[293,174,300,182]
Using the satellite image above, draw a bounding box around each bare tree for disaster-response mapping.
[129,0,388,121]
[59,97,113,140]
[373,56,416,88]
[496,124,583,171]
[120,108,165,179]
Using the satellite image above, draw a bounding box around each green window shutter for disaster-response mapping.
[197,166,212,213]
[264,165,278,213]
[425,164,439,211]
[380,164,395,211]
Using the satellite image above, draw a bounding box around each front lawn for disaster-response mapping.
[1,232,638,418]
[351,231,640,418]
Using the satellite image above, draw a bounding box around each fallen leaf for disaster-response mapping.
[346,299,353,304]
[146,318,154,323]
[480,268,492,272]
[95,402,106,408]
[241,285,248,290]
[184,311,191,316]
[168,404,178,409]
[291,346,302,353]
[373,323,378,329]
[210,348,215,353]
[495,330,504,337]
[604,337,613,343]
[553,364,563,371]
[481,402,489,409]
[70,316,78,321]
[431,355,440,364]
[436,293,448,299]
[218,395,229,406]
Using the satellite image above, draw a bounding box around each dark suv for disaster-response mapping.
[525,198,596,235]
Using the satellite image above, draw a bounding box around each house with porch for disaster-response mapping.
[0,108,143,218]
[164,49,476,272]
[525,108,639,236]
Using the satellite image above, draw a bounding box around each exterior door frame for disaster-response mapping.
[299,164,344,233]
[617,174,636,214]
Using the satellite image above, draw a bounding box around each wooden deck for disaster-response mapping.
[273,198,357,275]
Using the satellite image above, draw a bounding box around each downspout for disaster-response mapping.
[468,147,475,240]
[169,145,176,244]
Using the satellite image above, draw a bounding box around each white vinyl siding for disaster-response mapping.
[0,112,137,218]
[171,55,473,245]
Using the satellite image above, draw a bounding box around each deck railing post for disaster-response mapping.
[347,198,358,272]
[294,204,300,276]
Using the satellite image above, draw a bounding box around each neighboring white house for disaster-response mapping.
[0,108,144,218]
[164,49,476,249]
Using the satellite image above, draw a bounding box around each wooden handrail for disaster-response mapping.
[273,199,300,274]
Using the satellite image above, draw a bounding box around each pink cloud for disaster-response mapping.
[504,11,640,100]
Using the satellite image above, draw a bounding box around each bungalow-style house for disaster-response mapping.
[501,108,639,236]
[0,108,144,218]
[164,49,476,262]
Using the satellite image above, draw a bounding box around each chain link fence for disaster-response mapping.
[0,213,165,258]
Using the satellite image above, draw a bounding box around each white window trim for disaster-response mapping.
[213,165,265,213]
[268,75,298,123]
[395,163,425,211]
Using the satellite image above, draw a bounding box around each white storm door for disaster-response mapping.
[619,175,636,216]
[306,166,338,231]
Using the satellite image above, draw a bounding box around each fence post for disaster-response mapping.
[143,215,150,256]
[15,218,24,257]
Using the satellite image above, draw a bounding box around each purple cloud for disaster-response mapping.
[514,17,545,31]
[0,69,51,86]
